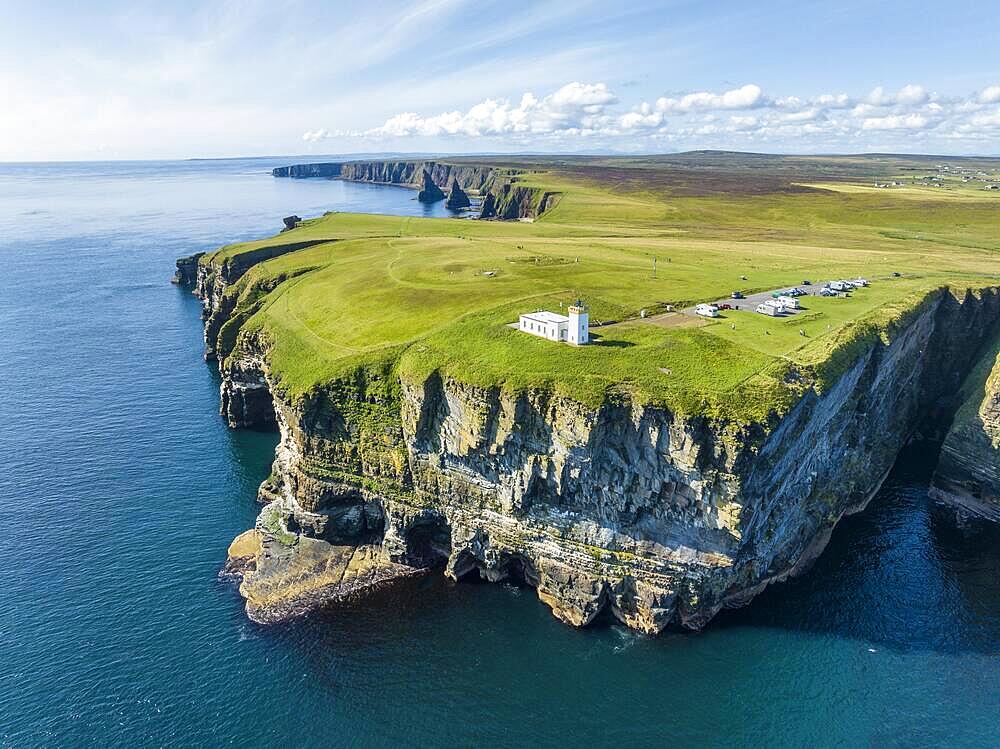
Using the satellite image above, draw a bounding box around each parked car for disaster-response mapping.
[718,303,732,310]
[820,287,838,297]
[892,271,902,277]
[853,278,869,287]
[731,291,745,299]
[802,280,812,285]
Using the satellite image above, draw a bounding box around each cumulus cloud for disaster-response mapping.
[861,114,929,131]
[302,128,333,142]
[361,82,618,138]
[655,84,765,113]
[896,84,929,105]
[980,85,1000,104]
[302,79,1000,150]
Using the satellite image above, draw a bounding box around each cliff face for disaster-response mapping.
[272,159,558,220]
[272,160,502,192]
[173,252,204,285]
[211,278,1000,631]
[931,338,1000,522]
[479,184,561,220]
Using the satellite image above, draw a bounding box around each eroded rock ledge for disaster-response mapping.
[190,252,1000,630]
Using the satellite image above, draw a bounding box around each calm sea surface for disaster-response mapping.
[0,159,997,748]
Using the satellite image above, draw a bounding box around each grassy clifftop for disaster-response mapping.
[202,154,1000,423]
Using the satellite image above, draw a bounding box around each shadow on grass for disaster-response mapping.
[589,334,635,348]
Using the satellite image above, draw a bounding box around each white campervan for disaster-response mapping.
[695,303,719,318]
[756,302,780,316]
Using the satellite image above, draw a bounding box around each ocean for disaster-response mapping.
[0,158,997,747]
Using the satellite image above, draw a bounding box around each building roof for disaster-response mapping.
[521,310,569,324]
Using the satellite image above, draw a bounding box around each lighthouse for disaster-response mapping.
[567,300,589,345]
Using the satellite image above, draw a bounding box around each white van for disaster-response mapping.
[756,302,780,316]
[695,303,719,318]
[776,295,800,309]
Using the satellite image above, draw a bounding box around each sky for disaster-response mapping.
[2,0,1000,160]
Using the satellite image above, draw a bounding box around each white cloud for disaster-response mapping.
[302,128,333,142]
[301,79,1000,153]
[815,93,851,108]
[980,85,1000,104]
[866,84,928,107]
[656,84,766,112]
[970,109,1000,127]
[357,82,619,138]
[861,114,929,131]
[896,84,928,105]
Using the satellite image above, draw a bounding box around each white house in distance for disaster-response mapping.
[518,300,589,345]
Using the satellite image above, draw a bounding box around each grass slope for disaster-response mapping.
[205,154,1000,422]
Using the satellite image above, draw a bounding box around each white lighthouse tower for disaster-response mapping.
[567,299,589,345]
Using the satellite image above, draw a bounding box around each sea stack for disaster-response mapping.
[416,169,445,202]
[478,192,497,218]
[445,178,471,210]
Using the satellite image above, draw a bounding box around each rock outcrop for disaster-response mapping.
[445,178,471,210]
[416,169,446,203]
[931,337,1000,522]
[172,252,204,285]
[191,244,1000,630]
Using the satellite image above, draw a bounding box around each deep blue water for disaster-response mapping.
[0,159,997,748]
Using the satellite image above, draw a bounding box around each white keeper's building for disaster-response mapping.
[518,300,589,345]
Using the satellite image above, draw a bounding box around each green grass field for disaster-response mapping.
[205,154,1000,422]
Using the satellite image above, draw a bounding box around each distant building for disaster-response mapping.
[518,300,589,345]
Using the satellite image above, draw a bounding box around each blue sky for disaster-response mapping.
[3,0,999,160]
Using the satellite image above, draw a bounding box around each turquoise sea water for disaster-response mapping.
[0,159,997,748]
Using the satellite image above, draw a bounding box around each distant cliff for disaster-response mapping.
[272,159,559,220]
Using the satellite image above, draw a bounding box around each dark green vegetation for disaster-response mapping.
[203,153,1000,422]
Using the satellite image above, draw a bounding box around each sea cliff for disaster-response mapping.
[191,241,1000,630]
[931,336,1000,522]
[272,159,559,220]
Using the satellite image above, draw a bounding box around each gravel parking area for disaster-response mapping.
[683,282,844,317]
